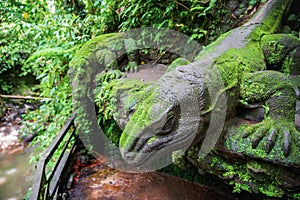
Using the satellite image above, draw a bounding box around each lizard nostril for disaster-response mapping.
[125,152,136,161]
[128,108,135,116]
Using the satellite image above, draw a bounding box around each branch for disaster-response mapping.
[0,94,51,101]
[174,1,190,11]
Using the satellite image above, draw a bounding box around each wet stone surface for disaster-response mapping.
[0,124,23,153]
[0,104,25,153]
[0,102,37,153]
[68,159,236,200]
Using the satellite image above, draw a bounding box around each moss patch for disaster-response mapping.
[196,154,286,197]
[166,58,191,73]
[119,85,159,149]
[69,33,125,70]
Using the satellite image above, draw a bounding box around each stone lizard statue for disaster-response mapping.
[69,0,300,197]
[118,0,298,167]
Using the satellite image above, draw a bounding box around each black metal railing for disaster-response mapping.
[30,113,78,200]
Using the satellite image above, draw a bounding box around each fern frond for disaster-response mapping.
[25,46,78,64]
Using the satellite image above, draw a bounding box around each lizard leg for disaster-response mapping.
[239,70,299,158]
[261,34,300,75]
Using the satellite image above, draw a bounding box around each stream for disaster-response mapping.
[0,103,34,200]
[0,152,33,200]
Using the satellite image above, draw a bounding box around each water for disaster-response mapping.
[0,100,36,200]
[0,152,34,200]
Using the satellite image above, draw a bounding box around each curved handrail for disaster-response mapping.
[30,113,77,200]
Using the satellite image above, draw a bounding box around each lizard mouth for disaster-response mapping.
[122,132,175,166]
[140,134,174,154]
[124,133,174,160]
[121,127,195,169]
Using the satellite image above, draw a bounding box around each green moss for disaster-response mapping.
[111,79,150,112]
[171,150,187,169]
[262,40,285,65]
[147,136,159,144]
[124,61,138,72]
[94,49,118,69]
[166,57,191,73]
[293,193,300,200]
[69,1,297,198]
[249,0,291,40]
[282,51,296,75]
[246,161,281,184]
[258,184,284,198]
[206,156,254,193]
[240,71,292,104]
[214,41,265,89]
[225,118,300,166]
[198,154,286,197]
[119,85,159,148]
[260,34,300,75]
[69,33,125,70]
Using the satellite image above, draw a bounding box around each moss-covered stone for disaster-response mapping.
[225,118,300,166]
[247,0,292,40]
[194,151,298,198]
[261,34,300,74]
[69,33,125,71]
[240,71,293,106]
[262,39,285,66]
[104,78,150,130]
[119,85,159,149]
[166,58,191,73]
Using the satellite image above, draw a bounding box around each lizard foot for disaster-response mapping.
[241,118,299,157]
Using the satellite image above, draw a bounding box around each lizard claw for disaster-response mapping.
[242,125,257,138]
[283,130,291,157]
[243,119,297,157]
[251,125,269,149]
[265,128,277,154]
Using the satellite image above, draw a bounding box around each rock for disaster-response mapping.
[0,121,24,153]
[21,133,37,143]
[0,98,6,119]
[0,176,7,185]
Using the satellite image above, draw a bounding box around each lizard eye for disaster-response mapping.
[157,112,175,136]
[128,103,137,117]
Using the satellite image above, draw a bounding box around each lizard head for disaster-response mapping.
[119,78,200,169]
